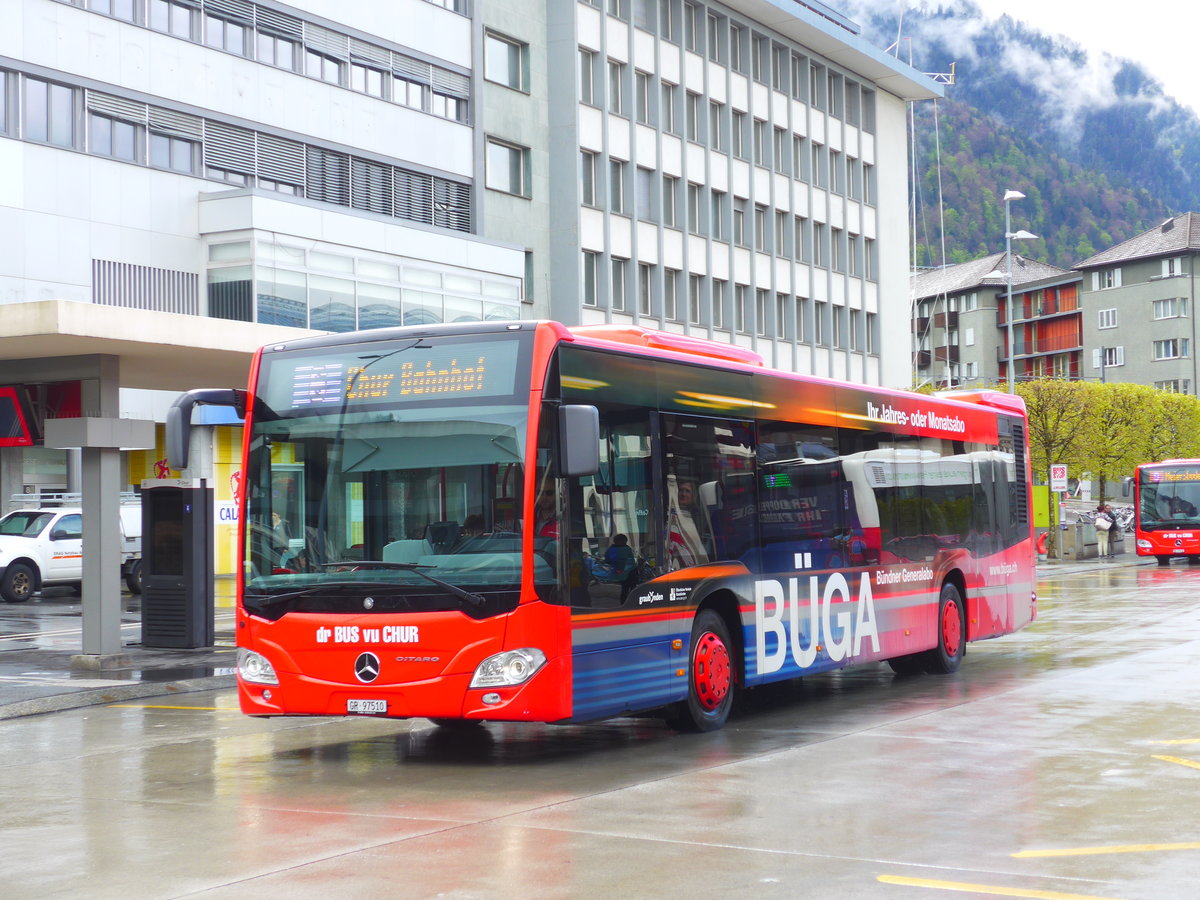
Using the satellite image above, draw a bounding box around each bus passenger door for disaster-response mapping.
[565,413,671,720]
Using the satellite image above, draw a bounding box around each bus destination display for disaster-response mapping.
[277,340,520,410]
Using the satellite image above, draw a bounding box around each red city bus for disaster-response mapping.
[1126,460,1200,565]
[168,321,1036,731]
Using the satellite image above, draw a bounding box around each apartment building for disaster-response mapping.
[1077,213,1200,394]
[1,0,938,505]
[912,252,1078,389]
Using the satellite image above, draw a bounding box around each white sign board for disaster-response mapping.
[1050,464,1068,493]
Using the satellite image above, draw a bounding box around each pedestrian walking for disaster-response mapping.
[1094,504,1115,558]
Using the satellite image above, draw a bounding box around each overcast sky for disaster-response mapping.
[966,0,1198,117]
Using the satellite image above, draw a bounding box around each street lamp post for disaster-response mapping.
[1003,189,1037,393]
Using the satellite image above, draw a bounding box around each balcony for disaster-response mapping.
[913,316,930,334]
[934,345,959,364]
[933,310,958,329]
[915,349,932,367]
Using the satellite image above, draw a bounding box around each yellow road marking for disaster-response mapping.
[107,704,238,710]
[1013,842,1200,858]
[1149,738,1200,745]
[1152,754,1200,771]
[877,874,1122,899]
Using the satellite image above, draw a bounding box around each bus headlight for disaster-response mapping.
[470,648,547,688]
[1137,539,1152,550]
[238,648,279,685]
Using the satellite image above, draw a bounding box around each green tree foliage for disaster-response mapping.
[1017,379,1200,495]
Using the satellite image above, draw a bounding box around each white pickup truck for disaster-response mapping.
[0,503,143,602]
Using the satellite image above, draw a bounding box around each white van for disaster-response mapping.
[0,495,143,602]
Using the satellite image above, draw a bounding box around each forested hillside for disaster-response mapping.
[842,1,1200,268]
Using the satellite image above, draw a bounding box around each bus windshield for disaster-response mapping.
[243,332,537,618]
[1138,465,1200,529]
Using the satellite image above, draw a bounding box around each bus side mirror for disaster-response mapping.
[559,405,600,477]
[167,388,247,470]
[1121,476,1132,498]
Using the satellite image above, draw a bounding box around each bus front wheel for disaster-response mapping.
[924,582,965,675]
[668,609,735,733]
[1157,555,1171,566]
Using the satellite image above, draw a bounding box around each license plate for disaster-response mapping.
[347,699,387,714]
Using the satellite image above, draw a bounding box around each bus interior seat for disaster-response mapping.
[425,521,461,554]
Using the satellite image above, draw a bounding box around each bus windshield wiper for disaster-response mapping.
[244,581,414,609]
[318,561,488,609]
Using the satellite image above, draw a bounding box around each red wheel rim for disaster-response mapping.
[941,599,962,657]
[693,631,731,710]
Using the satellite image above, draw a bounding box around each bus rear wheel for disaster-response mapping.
[924,582,965,675]
[668,609,735,733]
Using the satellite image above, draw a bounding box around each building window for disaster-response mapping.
[1153,297,1188,319]
[729,24,745,72]
[24,78,76,148]
[1154,338,1189,360]
[580,49,597,105]
[431,91,465,122]
[257,32,297,70]
[636,167,655,220]
[712,279,726,330]
[687,183,702,234]
[635,71,652,124]
[661,82,678,133]
[709,100,725,152]
[1094,268,1121,290]
[1097,346,1124,368]
[204,13,249,55]
[686,92,703,142]
[89,0,137,21]
[582,251,599,306]
[774,210,787,256]
[485,138,529,196]
[724,111,744,160]
[664,268,680,320]
[581,151,598,206]
[796,296,809,342]
[306,50,343,85]
[150,132,196,173]
[775,293,789,340]
[608,60,626,115]
[735,285,748,333]
[683,2,702,53]
[393,75,427,110]
[662,174,678,228]
[351,63,386,98]
[1162,257,1185,278]
[755,289,769,336]
[706,13,722,63]
[790,52,808,100]
[814,300,827,344]
[609,159,627,213]
[752,119,766,166]
[149,0,194,39]
[89,113,140,162]
[812,142,826,188]
[485,32,527,90]
[773,127,787,173]
[752,35,768,83]
[831,227,844,272]
[850,308,861,351]
[611,258,628,311]
[689,274,703,324]
[638,263,654,316]
[1098,308,1118,329]
[1155,380,1191,393]
[607,0,630,19]
[813,223,826,267]
[711,190,727,241]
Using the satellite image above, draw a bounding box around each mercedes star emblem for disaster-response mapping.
[354,652,381,683]
[363,596,375,610]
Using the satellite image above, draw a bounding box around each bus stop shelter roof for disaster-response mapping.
[0,299,322,391]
